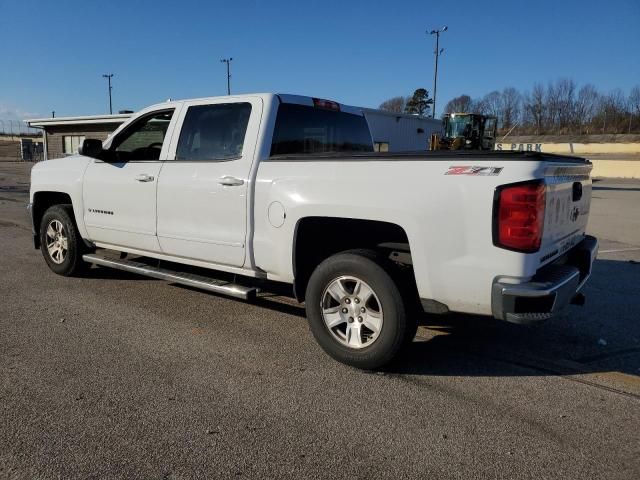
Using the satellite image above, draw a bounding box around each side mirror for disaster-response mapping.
[78,138,103,158]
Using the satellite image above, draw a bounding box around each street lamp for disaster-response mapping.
[428,26,447,118]
[102,74,114,114]
[220,58,233,95]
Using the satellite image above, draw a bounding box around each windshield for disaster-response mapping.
[445,115,473,138]
[270,103,373,156]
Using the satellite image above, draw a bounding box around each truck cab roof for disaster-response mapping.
[140,93,364,117]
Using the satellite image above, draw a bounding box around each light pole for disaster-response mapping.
[102,74,114,114]
[220,58,233,95]
[428,26,447,118]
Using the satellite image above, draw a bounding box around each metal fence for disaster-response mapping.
[0,137,44,162]
[22,140,44,162]
[0,119,41,136]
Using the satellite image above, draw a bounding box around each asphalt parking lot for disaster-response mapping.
[1,162,639,479]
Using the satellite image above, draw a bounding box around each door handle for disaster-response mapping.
[218,176,244,186]
[135,174,155,182]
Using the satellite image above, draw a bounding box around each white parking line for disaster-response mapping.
[599,247,640,253]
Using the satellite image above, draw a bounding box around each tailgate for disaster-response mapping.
[540,162,592,263]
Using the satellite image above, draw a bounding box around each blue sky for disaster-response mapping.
[0,0,638,120]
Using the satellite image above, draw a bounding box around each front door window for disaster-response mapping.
[110,110,174,161]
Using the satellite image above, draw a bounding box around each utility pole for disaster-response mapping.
[428,26,447,118]
[102,74,114,114]
[220,58,233,95]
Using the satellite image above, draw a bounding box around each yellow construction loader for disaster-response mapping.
[431,113,497,150]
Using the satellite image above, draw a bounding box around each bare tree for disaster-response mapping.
[545,81,561,132]
[574,84,599,134]
[597,89,628,134]
[556,78,576,133]
[500,87,521,131]
[524,83,545,134]
[443,94,473,113]
[378,96,406,113]
[471,98,487,115]
[630,86,640,115]
[629,86,640,133]
[481,91,502,120]
[442,80,638,135]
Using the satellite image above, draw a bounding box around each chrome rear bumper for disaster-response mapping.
[492,235,598,324]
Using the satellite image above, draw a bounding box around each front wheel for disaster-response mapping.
[39,204,89,276]
[305,250,414,369]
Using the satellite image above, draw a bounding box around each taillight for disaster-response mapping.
[312,98,340,111]
[493,181,546,252]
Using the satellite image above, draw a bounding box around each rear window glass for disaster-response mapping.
[270,103,373,156]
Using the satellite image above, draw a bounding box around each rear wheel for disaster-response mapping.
[305,250,414,369]
[39,205,89,276]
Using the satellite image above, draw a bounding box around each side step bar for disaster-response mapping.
[82,253,257,300]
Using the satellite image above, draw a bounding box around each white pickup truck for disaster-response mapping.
[28,93,598,369]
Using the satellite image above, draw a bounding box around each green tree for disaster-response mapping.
[404,88,433,116]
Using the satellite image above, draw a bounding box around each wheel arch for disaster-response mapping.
[291,216,415,302]
[32,191,74,248]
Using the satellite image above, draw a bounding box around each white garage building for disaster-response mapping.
[362,109,442,152]
[27,104,443,160]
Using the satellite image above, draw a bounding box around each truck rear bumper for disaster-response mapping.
[491,235,598,324]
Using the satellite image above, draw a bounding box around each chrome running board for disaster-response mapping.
[82,253,257,300]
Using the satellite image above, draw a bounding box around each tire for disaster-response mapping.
[305,249,415,370]
[39,204,89,276]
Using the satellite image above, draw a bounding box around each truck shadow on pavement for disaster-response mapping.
[251,259,640,379]
[389,258,640,378]
[84,258,640,379]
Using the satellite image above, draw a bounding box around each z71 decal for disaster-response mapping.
[445,166,503,176]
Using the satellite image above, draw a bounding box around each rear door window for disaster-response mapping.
[176,103,252,161]
[270,103,373,156]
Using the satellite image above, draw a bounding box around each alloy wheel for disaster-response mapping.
[45,219,68,264]
[321,275,384,349]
